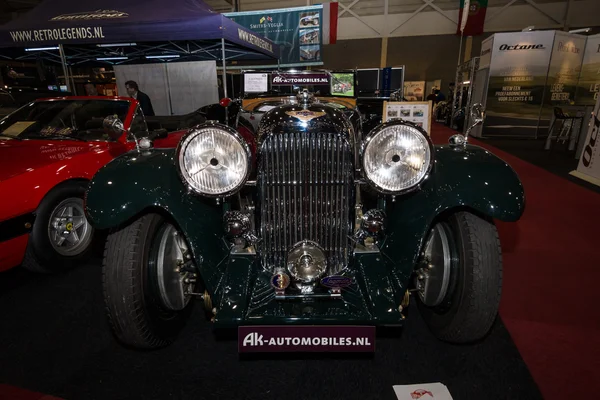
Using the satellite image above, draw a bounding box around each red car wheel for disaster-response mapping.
[21,182,95,273]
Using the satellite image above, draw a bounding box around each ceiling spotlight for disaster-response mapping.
[97,43,137,47]
[569,28,591,34]
[145,54,180,59]
[96,56,129,61]
[25,46,59,51]
[522,26,535,32]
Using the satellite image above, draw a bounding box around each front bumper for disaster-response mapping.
[211,250,408,328]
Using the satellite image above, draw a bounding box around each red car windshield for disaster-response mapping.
[0,99,130,141]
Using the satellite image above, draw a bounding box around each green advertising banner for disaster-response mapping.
[576,34,600,106]
[225,6,323,66]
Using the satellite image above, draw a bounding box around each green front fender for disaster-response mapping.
[380,143,525,283]
[425,143,524,221]
[85,149,229,292]
[85,144,524,307]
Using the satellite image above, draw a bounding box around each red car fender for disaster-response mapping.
[0,142,133,221]
[0,97,139,271]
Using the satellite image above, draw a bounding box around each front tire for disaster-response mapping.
[103,213,194,349]
[416,212,502,343]
[22,183,95,273]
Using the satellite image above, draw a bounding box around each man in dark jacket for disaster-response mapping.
[125,80,155,116]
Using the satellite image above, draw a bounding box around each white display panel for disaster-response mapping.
[244,73,269,93]
[383,100,432,135]
[572,95,600,186]
[115,61,218,116]
[403,81,426,101]
[166,61,218,115]
[576,33,600,105]
[114,63,171,115]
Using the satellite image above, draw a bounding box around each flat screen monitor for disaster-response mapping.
[356,69,379,96]
[390,68,404,91]
[330,72,355,97]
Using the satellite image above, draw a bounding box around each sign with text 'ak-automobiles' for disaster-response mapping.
[238,325,375,353]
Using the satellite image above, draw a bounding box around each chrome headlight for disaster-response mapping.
[362,123,432,194]
[177,123,251,197]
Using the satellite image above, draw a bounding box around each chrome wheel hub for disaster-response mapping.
[48,198,93,256]
[152,224,194,311]
[416,223,453,307]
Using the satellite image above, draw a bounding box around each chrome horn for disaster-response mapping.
[465,103,485,140]
[449,103,485,148]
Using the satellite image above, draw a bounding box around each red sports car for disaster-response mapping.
[0,96,189,273]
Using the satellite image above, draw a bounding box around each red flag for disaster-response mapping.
[457,0,488,36]
[322,2,338,44]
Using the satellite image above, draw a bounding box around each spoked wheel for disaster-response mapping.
[48,198,93,256]
[103,213,196,349]
[22,183,95,273]
[416,222,457,309]
[150,223,194,311]
[415,212,502,343]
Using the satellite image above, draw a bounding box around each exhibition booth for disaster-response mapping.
[0,0,280,115]
[469,30,595,144]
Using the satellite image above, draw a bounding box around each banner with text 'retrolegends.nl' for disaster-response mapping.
[576,34,600,106]
[225,6,323,66]
[482,31,554,137]
[540,31,586,129]
[572,95,600,185]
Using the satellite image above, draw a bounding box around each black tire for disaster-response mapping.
[417,212,502,343]
[103,213,193,349]
[22,182,95,273]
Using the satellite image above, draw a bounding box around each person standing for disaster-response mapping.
[125,80,155,116]
[84,82,103,96]
[435,89,446,102]
[426,88,438,104]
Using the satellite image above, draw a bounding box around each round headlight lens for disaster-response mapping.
[363,124,431,193]
[178,126,250,196]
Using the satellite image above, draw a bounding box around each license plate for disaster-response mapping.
[238,325,376,353]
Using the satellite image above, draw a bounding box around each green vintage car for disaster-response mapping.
[84,85,524,350]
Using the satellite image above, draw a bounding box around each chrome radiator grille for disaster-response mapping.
[259,132,353,274]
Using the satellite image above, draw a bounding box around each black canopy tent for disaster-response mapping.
[0,0,280,97]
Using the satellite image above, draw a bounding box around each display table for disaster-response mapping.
[543,105,590,152]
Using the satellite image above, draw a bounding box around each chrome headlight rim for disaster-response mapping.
[176,121,252,198]
[361,120,434,195]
